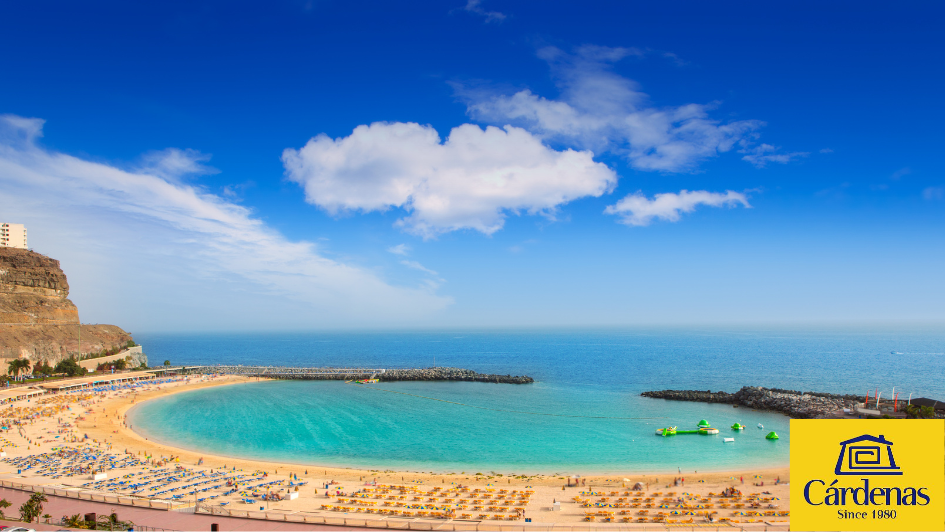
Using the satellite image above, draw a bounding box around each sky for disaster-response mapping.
[0,1,943,332]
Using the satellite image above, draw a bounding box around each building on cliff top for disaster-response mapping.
[0,223,27,249]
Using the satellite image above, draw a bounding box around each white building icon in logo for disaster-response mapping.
[835,434,902,476]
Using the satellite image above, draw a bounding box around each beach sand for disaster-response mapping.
[0,375,790,528]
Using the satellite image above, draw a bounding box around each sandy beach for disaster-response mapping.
[0,374,790,528]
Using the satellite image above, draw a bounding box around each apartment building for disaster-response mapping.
[0,223,27,249]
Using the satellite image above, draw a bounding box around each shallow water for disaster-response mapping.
[128,326,944,473]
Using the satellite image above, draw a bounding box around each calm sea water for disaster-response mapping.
[127,326,945,474]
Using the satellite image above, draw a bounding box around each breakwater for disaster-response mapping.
[641,386,860,418]
[187,365,533,384]
[379,367,533,384]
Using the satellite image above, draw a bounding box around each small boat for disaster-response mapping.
[723,438,735,443]
[731,423,745,430]
[757,423,764,429]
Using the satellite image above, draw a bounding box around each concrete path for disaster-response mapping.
[0,488,360,531]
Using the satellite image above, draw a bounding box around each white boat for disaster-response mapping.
[723,438,735,443]
[757,423,764,429]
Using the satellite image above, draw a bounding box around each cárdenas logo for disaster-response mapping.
[791,419,944,531]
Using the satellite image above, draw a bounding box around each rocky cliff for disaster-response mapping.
[0,247,133,364]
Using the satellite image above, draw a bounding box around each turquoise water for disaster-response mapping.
[128,326,945,473]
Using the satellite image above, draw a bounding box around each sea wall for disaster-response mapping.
[197,366,534,384]
[641,386,860,419]
[78,346,148,370]
[379,367,533,384]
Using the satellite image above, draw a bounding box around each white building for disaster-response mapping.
[0,223,27,249]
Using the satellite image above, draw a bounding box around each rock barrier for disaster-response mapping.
[218,366,535,384]
[641,386,860,418]
[379,367,533,384]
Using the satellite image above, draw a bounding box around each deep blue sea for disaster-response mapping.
[127,327,945,474]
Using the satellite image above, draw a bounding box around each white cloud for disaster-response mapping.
[282,121,617,237]
[139,148,220,182]
[923,186,944,200]
[460,45,801,172]
[462,0,506,22]
[400,260,439,277]
[891,167,911,180]
[0,114,451,330]
[387,243,410,255]
[739,143,809,167]
[605,189,750,226]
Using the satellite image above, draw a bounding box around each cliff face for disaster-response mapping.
[0,248,77,325]
[0,248,133,363]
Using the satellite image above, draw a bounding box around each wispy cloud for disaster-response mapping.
[605,189,750,226]
[400,260,439,276]
[387,243,410,255]
[0,114,451,330]
[461,0,506,23]
[282,122,617,238]
[739,143,809,168]
[138,148,219,182]
[891,167,911,180]
[923,186,944,201]
[458,45,799,172]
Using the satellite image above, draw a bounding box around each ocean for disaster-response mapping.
[126,326,945,474]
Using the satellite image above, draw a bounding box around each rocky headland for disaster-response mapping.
[0,247,134,364]
[641,386,861,418]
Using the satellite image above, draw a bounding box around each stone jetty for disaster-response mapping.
[641,386,861,418]
[189,365,533,384]
[379,367,533,384]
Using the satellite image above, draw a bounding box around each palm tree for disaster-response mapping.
[6,359,30,381]
[19,492,46,523]
[64,513,85,529]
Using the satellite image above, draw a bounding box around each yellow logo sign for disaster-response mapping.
[791,419,944,531]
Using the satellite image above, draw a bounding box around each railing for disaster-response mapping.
[48,516,178,532]
[0,479,190,510]
[0,482,788,531]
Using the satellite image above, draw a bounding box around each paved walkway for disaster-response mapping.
[0,488,359,531]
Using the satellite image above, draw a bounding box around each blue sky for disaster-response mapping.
[1,1,943,331]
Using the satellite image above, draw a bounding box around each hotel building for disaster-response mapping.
[0,223,27,249]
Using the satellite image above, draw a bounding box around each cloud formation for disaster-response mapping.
[387,244,410,256]
[400,260,439,277]
[0,115,451,330]
[739,143,809,167]
[605,189,750,226]
[282,122,617,237]
[923,186,944,201]
[138,148,220,182]
[461,45,800,172]
[462,0,506,22]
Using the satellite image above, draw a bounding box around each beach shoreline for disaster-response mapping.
[0,373,791,528]
[97,375,790,483]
